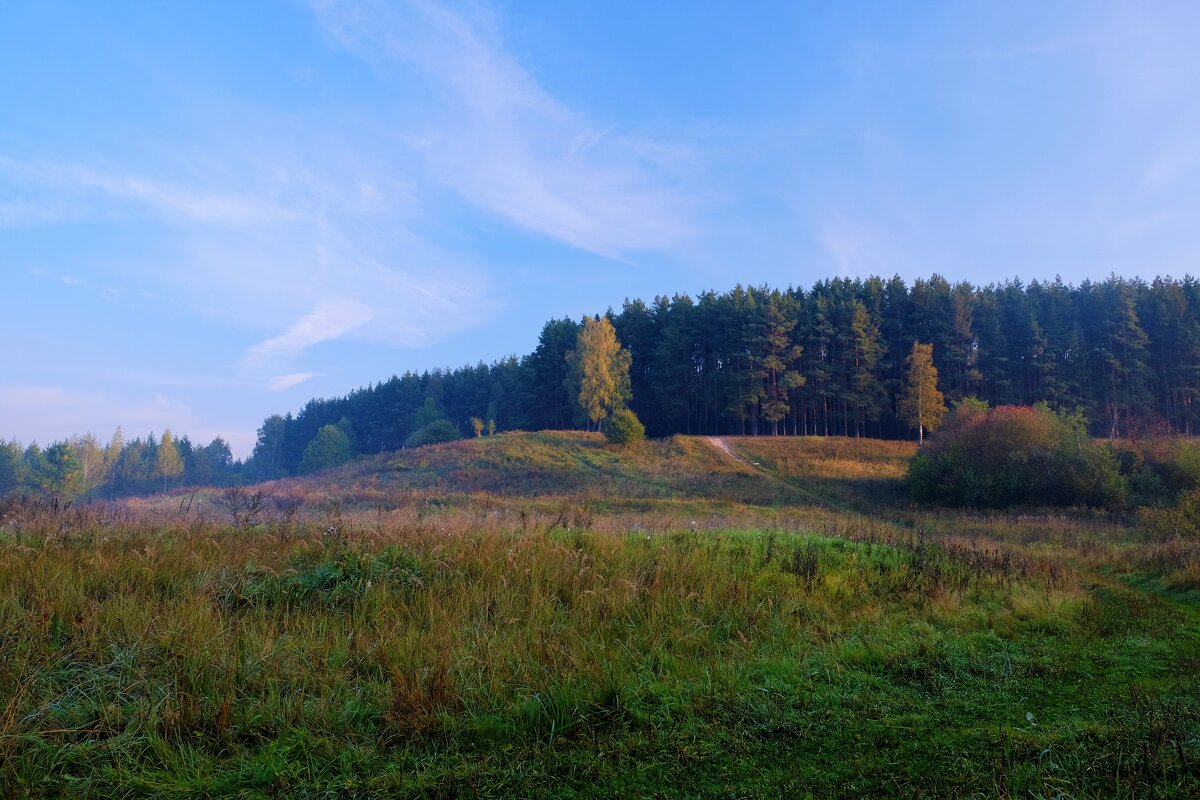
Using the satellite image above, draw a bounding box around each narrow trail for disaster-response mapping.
[704,437,752,467]
[702,436,859,515]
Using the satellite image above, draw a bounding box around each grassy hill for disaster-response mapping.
[180,431,917,516]
[377,432,915,500]
[5,433,1199,798]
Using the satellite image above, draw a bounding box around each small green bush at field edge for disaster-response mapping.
[604,408,645,446]
[406,419,460,448]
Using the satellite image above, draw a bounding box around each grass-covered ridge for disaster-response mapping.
[2,434,1199,797]
[172,431,916,514]
[369,431,766,501]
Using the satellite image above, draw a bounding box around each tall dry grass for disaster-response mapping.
[0,433,1196,797]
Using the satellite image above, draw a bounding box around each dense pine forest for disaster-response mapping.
[3,273,1198,497]
[245,274,1198,478]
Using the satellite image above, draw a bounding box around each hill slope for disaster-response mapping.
[239,432,916,513]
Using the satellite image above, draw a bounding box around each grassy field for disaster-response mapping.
[2,433,1198,798]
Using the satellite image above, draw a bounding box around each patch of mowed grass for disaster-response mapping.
[2,504,1198,799]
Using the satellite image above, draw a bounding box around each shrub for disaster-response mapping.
[298,423,354,475]
[1115,438,1200,501]
[406,420,460,448]
[604,408,645,447]
[908,401,1125,509]
[1140,487,1200,540]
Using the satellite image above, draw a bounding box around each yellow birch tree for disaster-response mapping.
[564,316,633,431]
[898,341,946,444]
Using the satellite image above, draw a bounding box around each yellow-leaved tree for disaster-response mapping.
[565,316,632,431]
[898,341,946,444]
[154,429,184,492]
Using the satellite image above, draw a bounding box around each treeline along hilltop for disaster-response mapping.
[3,273,1198,497]
[248,273,1198,475]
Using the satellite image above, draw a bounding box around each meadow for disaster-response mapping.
[1,433,1198,798]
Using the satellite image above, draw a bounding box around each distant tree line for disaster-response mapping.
[5,273,1198,497]
[0,429,238,501]
[244,314,636,479]
[246,273,1200,480]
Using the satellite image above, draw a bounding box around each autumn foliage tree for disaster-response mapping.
[565,316,633,431]
[898,342,946,443]
[154,430,184,492]
[908,401,1125,508]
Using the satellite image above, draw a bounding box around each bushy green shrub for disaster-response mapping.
[405,419,460,448]
[1115,438,1200,501]
[1140,487,1200,540]
[1166,440,1200,489]
[908,401,1125,509]
[604,408,645,446]
[298,423,354,474]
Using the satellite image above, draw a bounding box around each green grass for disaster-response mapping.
[2,433,1199,798]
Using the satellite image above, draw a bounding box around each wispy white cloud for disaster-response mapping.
[175,218,497,366]
[0,159,297,227]
[246,300,374,365]
[310,0,695,257]
[4,0,690,391]
[268,372,320,392]
[80,170,295,226]
[1,91,499,374]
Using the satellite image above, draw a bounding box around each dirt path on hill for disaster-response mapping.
[704,437,753,467]
[702,436,860,515]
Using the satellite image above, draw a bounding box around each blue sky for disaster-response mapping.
[3,1,1200,456]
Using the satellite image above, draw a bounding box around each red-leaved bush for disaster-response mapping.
[908,400,1126,509]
